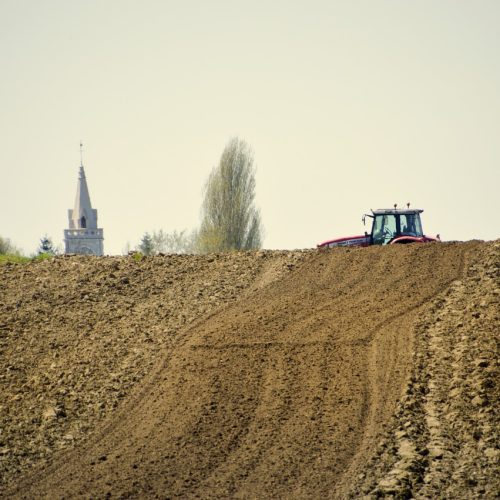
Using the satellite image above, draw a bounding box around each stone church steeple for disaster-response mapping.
[64,145,104,255]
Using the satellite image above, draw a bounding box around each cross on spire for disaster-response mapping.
[80,142,84,167]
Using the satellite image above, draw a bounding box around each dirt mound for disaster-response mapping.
[0,242,498,498]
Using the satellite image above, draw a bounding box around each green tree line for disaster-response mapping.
[2,136,264,259]
[136,137,263,255]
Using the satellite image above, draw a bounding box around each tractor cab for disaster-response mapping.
[365,208,425,245]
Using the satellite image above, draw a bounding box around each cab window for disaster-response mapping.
[372,215,397,244]
[400,214,423,236]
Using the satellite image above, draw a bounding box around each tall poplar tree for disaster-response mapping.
[198,137,263,252]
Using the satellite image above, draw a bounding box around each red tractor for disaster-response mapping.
[318,205,440,249]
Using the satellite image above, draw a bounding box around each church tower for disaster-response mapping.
[64,145,104,255]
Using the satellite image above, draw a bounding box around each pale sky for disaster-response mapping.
[1,0,499,255]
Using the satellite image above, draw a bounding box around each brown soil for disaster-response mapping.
[0,242,498,498]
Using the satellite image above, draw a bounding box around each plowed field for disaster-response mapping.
[0,242,498,498]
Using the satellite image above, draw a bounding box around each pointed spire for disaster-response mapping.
[71,145,96,229]
[74,165,93,215]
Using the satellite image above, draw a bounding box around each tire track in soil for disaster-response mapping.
[8,243,470,499]
[315,243,468,498]
[416,242,499,498]
[343,242,490,498]
[186,249,406,498]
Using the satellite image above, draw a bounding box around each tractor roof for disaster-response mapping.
[372,208,424,215]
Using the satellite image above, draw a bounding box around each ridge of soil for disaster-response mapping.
[0,242,498,498]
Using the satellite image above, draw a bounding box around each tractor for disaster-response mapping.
[317,205,440,249]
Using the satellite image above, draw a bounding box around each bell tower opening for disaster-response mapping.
[80,216,86,228]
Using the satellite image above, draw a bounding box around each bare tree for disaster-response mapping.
[0,236,21,255]
[197,137,263,252]
[152,229,197,254]
[134,229,197,255]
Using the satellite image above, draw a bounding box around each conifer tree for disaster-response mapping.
[138,232,154,256]
[38,235,56,255]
